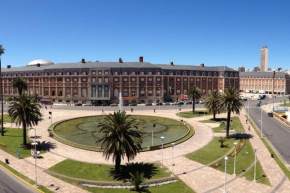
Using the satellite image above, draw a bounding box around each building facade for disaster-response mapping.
[240,71,290,95]
[260,46,269,72]
[1,57,239,104]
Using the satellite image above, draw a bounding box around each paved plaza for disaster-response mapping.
[1,106,290,192]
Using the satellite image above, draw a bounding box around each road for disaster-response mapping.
[246,96,290,165]
[0,167,39,193]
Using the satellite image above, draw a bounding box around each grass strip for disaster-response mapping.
[176,110,211,118]
[246,115,290,180]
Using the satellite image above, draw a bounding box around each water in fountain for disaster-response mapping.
[118,92,123,111]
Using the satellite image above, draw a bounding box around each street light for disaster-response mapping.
[224,156,228,193]
[171,143,175,176]
[233,142,238,176]
[253,147,258,182]
[272,71,275,111]
[160,136,165,167]
[30,128,38,187]
[152,124,156,146]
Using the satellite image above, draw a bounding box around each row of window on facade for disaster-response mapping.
[240,86,285,90]
[2,70,238,77]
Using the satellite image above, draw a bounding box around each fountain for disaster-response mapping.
[118,92,123,111]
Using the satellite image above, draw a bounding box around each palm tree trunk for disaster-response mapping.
[0,57,4,136]
[226,109,231,139]
[213,111,216,120]
[115,154,121,172]
[192,97,195,113]
[23,121,27,145]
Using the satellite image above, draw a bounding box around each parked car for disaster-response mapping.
[130,103,137,106]
[267,112,273,117]
[83,104,92,106]
[156,102,163,106]
[256,103,261,107]
[123,102,129,106]
[185,101,192,105]
[93,103,101,106]
[102,103,108,106]
[74,103,82,106]
[164,102,170,105]
[145,102,152,106]
[172,102,179,105]
[199,101,204,104]
[110,103,118,106]
[178,102,184,105]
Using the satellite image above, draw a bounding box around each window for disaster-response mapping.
[148,89,153,96]
[123,78,128,82]
[105,78,109,82]
[177,89,180,95]
[98,85,102,97]
[44,88,49,96]
[58,89,63,96]
[58,72,62,75]
[183,89,187,95]
[114,88,118,97]
[66,88,70,97]
[82,71,86,75]
[183,78,187,81]
[74,71,78,75]
[66,72,70,75]
[131,88,136,97]
[114,71,118,75]
[51,78,55,82]
[177,78,181,82]
[140,88,145,96]
[82,78,87,82]
[92,71,96,75]
[73,78,78,82]
[114,78,118,82]
[131,78,136,82]
[92,78,96,82]
[140,71,145,75]
[157,71,161,75]
[98,78,102,83]
[51,88,55,96]
[148,78,153,82]
[30,87,33,95]
[148,71,152,75]
[73,88,78,97]
[66,78,70,82]
[140,78,145,82]
[104,85,109,97]
[98,71,102,75]
[197,78,200,82]
[156,78,161,82]
[131,71,136,75]
[123,88,128,97]
[105,71,109,75]
[156,89,161,96]
[82,88,87,97]
[123,71,128,75]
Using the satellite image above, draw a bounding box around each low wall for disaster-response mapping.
[273,112,290,127]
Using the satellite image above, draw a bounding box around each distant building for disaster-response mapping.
[278,67,283,72]
[268,67,272,71]
[238,67,245,72]
[254,66,260,72]
[260,46,269,72]
[240,71,290,94]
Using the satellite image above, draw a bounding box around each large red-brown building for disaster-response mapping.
[1,57,239,104]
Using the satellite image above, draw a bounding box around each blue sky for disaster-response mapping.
[0,0,289,70]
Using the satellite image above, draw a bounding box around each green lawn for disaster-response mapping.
[1,114,12,123]
[186,137,236,165]
[0,128,33,158]
[279,102,290,107]
[211,116,245,133]
[0,161,53,193]
[49,159,171,181]
[246,115,290,180]
[244,161,271,185]
[176,110,211,118]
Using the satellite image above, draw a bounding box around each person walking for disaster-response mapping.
[154,109,155,113]
[248,125,251,131]
[246,119,248,124]
[131,108,133,113]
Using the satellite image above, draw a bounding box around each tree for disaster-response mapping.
[218,86,244,139]
[8,94,42,145]
[0,44,5,136]
[96,111,143,171]
[204,90,221,120]
[188,85,202,113]
[12,77,28,96]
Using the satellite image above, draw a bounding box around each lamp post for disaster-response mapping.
[152,124,155,146]
[253,147,257,182]
[0,44,4,137]
[160,136,165,167]
[30,128,38,187]
[272,71,275,111]
[171,143,175,176]
[224,156,228,193]
[260,106,263,138]
[233,142,238,176]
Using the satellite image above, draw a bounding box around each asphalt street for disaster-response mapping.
[0,167,38,193]
[246,96,290,165]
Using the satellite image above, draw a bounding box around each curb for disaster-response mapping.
[0,165,45,193]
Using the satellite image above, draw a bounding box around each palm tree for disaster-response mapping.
[188,85,202,113]
[0,44,5,136]
[218,86,244,138]
[8,94,42,145]
[97,111,143,171]
[12,77,28,96]
[204,90,221,120]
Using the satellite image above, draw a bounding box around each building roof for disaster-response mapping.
[240,71,288,78]
[2,61,237,73]
[27,59,54,66]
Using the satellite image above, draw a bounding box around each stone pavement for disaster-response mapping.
[2,107,290,193]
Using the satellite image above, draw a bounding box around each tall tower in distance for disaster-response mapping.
[260,46,268,72]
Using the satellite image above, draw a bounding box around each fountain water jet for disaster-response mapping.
[118,92,123,111]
